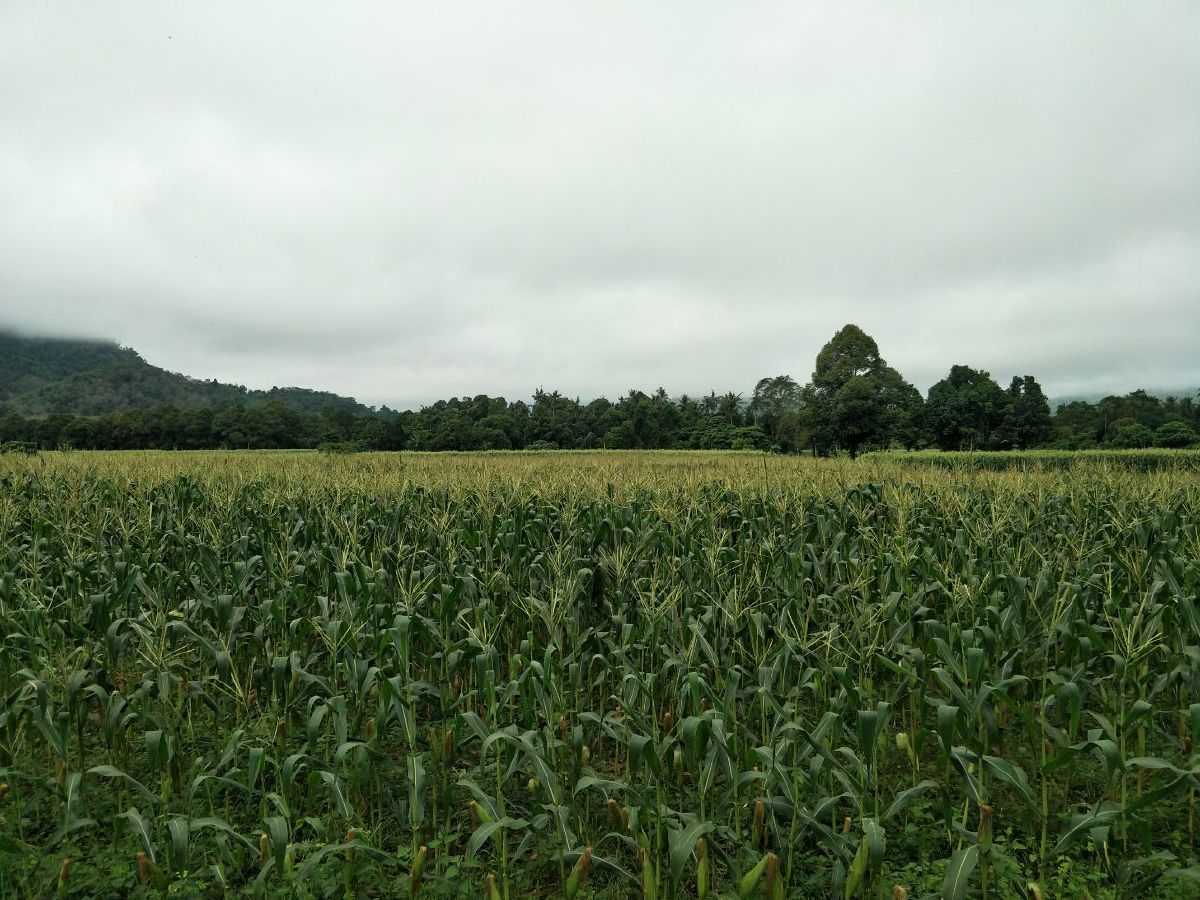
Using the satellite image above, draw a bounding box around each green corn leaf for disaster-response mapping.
[145,730,166,768]
[1122,699,1154,730]
[319,771,351,818]
[188,772,252,800]
[680,715,713,767]
[482,731,563,805]
[306,704,328,747]
[407,754,427,828]
[981,756,1037,811]
[32,709,66,760]
[1056,682,1082,737]
[265,815,289,870]
[43,815,97,853]
[856,702,890,756]
[942,844,979,900]
[460,710,491,744]
[119,807,157,863]
[466,817,530,859]
[882,779,940,822]
[573,774,630,797]
[89,765,160,806]
[628,733,663,779]
[167,817,190,873]
[457,777,501,821]
[861,818,886,869]
[247,746,266,793]
[296,838,396,881]
[667,819,715,885]
[265,792,291,819]
[1052,802,1123,856]
[580,850,638,886]
[844,834,869,899]
[251,857,276,893]
[1125,756,1196,777]
[936,705,959,752]
[0,833,37,856]
[189,816,258,854]
[1125,773,1195,815]
[542,803,578,854]
[948,748,982,804]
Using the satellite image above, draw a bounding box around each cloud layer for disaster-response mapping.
[2,2,1198,407]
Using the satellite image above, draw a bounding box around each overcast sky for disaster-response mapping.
[2,3,1198,409]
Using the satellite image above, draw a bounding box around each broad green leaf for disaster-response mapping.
[1052,803,1123,856]
[942,844,979,900]
[265,815,289,871]
[466,817,530,859]
[89,765,159,806]
[980,756,1036,811]
[668,819,715,884]
[167,817,190,873]
[407,753,427,828]
[882,780,940,822]
[120,807,157,863]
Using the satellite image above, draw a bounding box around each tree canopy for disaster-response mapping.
[801,325,922,456]
[923,365,1012,450]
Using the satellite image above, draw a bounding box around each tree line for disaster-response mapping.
[1,325,1197,453]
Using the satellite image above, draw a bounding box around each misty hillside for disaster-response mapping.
[1050,388,1200,411]
[0,332,370,417]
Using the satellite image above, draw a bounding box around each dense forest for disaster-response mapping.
[1,326,1197,453]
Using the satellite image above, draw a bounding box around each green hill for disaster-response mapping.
[0,331,370,416]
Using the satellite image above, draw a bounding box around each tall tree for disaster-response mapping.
[717,392,743,425]
[529,389,582,448]
[811,324,883,394]
[923,365,1011,450]
[875,367,926,450]
[831,376,880,457]
[802,324,920,456]
[1000,375,1053,449]
[749,376,803,449]
[1051,400,1102,448]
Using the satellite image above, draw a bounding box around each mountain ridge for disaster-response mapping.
[0,331,371,417]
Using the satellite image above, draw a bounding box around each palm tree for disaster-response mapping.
[718,392,743,426]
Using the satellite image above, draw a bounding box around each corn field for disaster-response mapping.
[2,450,1200,898]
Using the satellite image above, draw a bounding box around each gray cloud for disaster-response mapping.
[2,2,1198,408]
